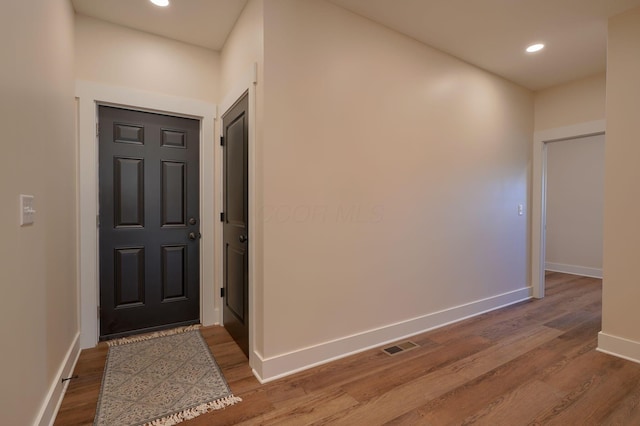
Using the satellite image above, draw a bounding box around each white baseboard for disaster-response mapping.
[597,332,640,365]
[203,307,221,327]
[545,262,603,279]
[35,332,81,426]
[252,287,531,383]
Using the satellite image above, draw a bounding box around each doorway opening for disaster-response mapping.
[531,120,606,298]
[544,134,604,279]
[76,82,217,349]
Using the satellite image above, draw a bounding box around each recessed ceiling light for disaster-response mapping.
[150,0,169,6]
[526,43,545,53]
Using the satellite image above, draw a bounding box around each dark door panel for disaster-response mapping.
[99,106,200,339]
[222,93,249,357]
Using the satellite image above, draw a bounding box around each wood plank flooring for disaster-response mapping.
[55,273,640,425]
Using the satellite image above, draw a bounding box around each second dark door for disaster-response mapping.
[99,106,200,339]
[222,92,249,357]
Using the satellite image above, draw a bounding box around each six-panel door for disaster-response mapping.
[98,106,200,339]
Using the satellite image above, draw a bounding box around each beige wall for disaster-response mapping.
[0,0,77,423]
[75,14,220,102]
[220,0,264,97]
[534,73,606,131]
[602,7,640,344]
[260,0,533,358]
[545,134,604,274]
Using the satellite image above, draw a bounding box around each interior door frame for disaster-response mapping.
[76,81,217,349]
[218,64,258,368]
[531,119,606,299]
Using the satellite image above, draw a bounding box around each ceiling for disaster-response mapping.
[329,0,640,90]
[71,0,640,90]
[71,0,248,51]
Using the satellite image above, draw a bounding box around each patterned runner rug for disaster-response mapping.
[94,326,241,425]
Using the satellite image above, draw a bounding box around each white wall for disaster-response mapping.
[75,14,220,102]
[0,0,77,424]
[534,73,606,131]
[545,134,604,277]
[599,6,640,362]
[257,0,533,379]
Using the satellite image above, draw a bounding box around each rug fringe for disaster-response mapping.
[143,395,243,426]
[106,324,201,346]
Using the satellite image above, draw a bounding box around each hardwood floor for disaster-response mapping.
[55,273,640,425]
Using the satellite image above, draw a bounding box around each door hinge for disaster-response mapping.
[220,136,225,146]
[97,305,100,318]
[96,215,100,228]
[220,212,225,222]
[220,288,225,298]
[96,123,99,137]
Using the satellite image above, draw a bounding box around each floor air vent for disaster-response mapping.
[382,341,419,356]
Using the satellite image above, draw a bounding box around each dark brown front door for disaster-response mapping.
[98,106,200,339]
[222,93,249,357]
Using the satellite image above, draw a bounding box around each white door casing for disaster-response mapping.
[531,119,606,298]
[76,81,217,348]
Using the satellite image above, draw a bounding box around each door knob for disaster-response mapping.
[188,232,197,240]
[239,235,248,243]
[189,217,197,225]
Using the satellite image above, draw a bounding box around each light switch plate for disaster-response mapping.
[20,194,35,226]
